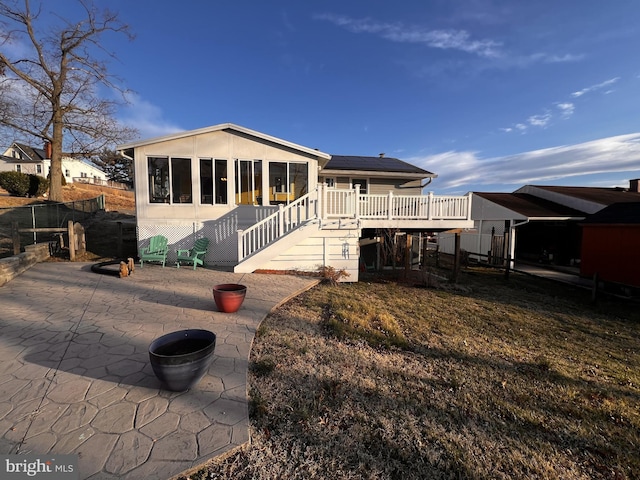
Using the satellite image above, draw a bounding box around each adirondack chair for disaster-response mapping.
[176,238,209,270]
[139,235,169,267]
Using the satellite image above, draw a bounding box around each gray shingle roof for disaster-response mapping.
[474,192,587,218]
[324,155,433,175]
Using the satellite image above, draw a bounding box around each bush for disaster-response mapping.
[28,174,49,197]
[0,171,31,196]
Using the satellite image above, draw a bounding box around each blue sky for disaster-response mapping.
[6,1,640,194]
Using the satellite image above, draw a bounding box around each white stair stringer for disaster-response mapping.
[234,218,320,273]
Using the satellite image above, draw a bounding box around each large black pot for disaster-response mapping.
[148,329,216,392]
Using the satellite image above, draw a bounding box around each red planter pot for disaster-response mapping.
[212,284,247,313]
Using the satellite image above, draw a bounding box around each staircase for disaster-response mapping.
[234,190,320,272]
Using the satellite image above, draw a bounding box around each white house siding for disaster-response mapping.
[257,228,361,282]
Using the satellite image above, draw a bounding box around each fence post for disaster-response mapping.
[12,221,20,255]
[68,220,76,261]
[452,232,461,283]
[504,255,511,280]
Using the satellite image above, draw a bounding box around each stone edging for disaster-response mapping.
[0,243,50,287]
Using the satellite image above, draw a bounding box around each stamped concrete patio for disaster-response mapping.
[0,262,319,479]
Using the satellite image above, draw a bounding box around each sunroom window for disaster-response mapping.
[148,156,192,204]
[200,158,228,204]
[268,162,308,204]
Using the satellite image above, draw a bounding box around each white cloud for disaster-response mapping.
[314,14,502,58]
[571,77,620,97]
[119,93,183,139]
[411,133,640,190]
[528,113,551,127]
[556,102,575,118]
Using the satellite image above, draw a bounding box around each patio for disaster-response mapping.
[0,262,319,479]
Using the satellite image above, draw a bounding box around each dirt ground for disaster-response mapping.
[0,183,136,260]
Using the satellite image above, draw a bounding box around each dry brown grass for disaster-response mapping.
[0,183,135,213]
[183,268,640,480]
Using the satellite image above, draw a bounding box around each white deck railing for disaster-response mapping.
[323,186,471,221]
[237,189,319,260]
[237,186,472,261]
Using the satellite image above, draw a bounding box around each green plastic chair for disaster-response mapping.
[176,238,209,270]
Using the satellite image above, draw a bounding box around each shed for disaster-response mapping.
[580,202,640,287]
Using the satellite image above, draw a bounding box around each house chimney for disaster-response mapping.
[630,179,640,192]
[44,141,52,159]
[379,153,385,158]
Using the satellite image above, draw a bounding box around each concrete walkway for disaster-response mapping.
[0,262,319,479]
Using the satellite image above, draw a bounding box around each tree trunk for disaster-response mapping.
[49,113,64,202]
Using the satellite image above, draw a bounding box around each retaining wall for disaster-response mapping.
[0,243,50,287]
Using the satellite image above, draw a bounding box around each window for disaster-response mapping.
[36,165,42,174]
[352,178,368,194]
[325,178,335,188]
[268,162,308,204]
[171,158,192,203]
[200,159,228,204]
[148,157,169,203]
[235,159,262,205]
[16,165,21,173]
[148,156,193,204]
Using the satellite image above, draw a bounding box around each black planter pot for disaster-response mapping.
[148,329,217,392]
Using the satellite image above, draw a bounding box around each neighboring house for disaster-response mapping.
[580,202,640,288]
[117,123,473,281]
[439,181,640,271]
[0,142,107,185]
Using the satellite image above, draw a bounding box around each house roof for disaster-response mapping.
[582,202,640,225]
[526,185,640,206]
[320,155,435,179]
[474,192,587,219]
[117,123,332,160]
[10,142,46,162]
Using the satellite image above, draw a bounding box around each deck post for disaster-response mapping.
[278,204,285,235]
[237,229,244,262]
[319,184,326,221]
[427,192,434,220]
[387,191,393,220]
[350,184,357,218]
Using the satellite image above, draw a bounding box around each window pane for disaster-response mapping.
[289,163,308,198]
[171,157,192,203]
[148,157,169,203]
[200,159,213,204]
[269,162,287,204]
[215,159,227,204]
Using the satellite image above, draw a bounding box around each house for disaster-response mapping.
[117,123,473,281]
[580,202,640,288]
[0,142,107,185]
[439,181,640,271]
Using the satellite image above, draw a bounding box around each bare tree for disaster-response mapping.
[0,0,138,201]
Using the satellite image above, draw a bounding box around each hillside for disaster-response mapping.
[0,183,135,214]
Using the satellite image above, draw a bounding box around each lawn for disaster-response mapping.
[185,268,639,480]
